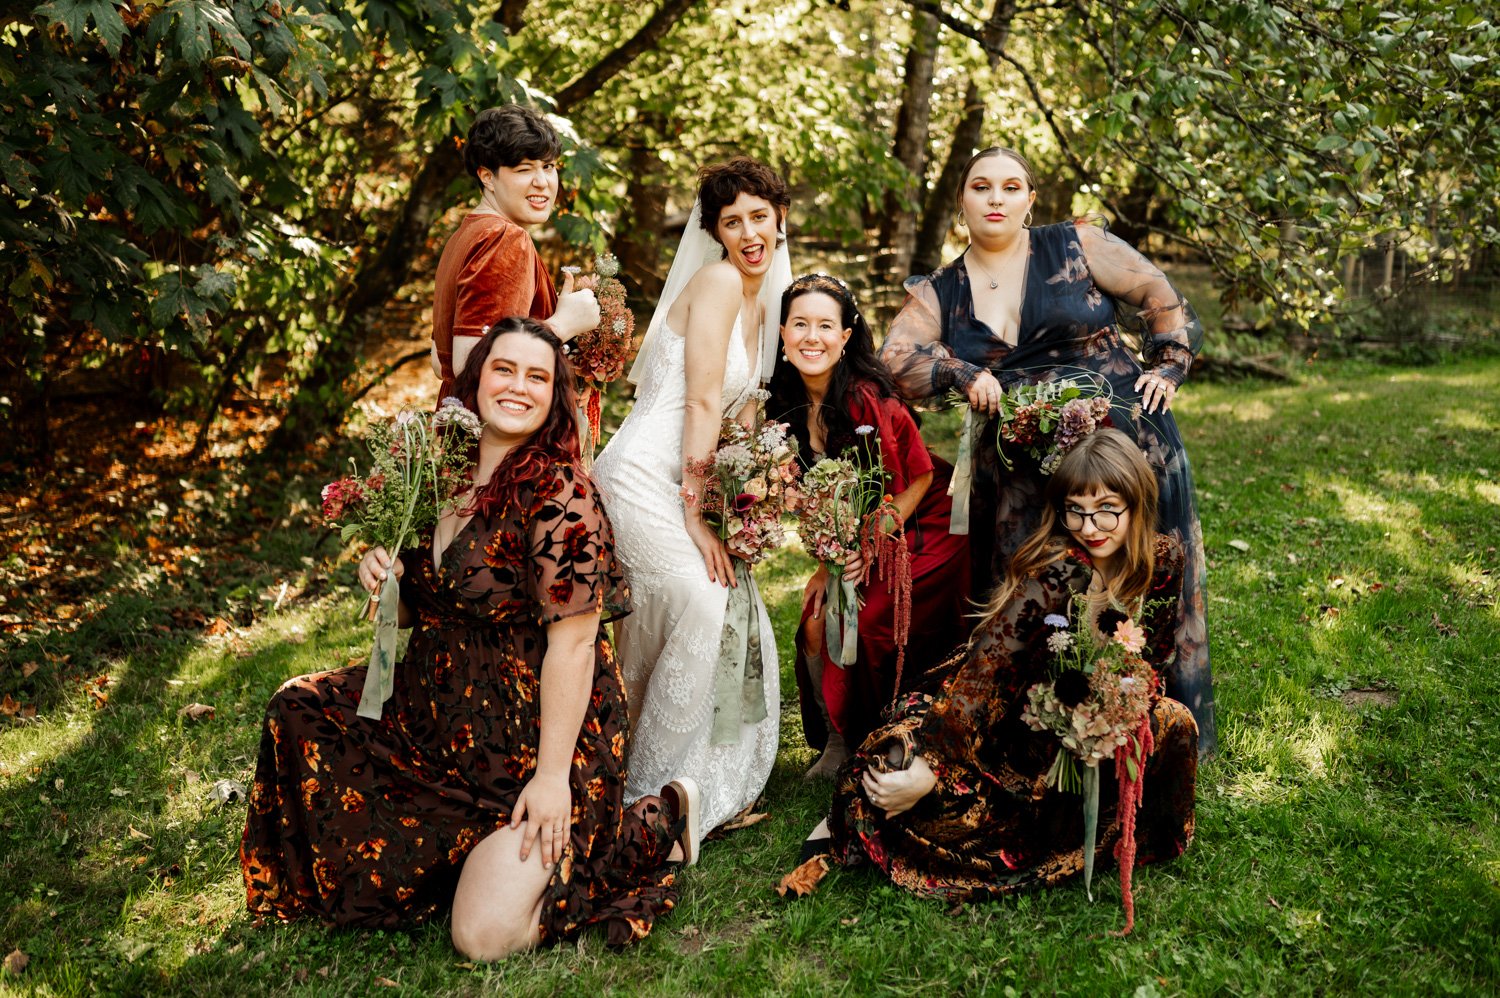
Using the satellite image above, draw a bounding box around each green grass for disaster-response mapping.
[3,359,1500,996]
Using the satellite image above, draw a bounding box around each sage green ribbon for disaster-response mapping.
[947,407,977,535]
[1082,761,1101,902]
[823,572,860,667]
[357,578,401,721]
[710,561,769,745]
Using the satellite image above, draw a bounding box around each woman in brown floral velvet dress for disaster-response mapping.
[242,318,697,958]
[808,430,1197,901]
[881,147,1213,752]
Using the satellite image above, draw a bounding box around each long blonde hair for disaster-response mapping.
[983,429,1159,625]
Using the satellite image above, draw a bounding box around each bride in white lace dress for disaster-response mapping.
[594,159,793,842]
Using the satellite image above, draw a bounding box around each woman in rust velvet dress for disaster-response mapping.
[881,147,1214,752]
[431,104,599,399]
[820,430,1197,902]
[767,275,970,779]
[243,319,693,958]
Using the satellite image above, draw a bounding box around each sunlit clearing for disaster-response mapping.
[1228,694,1347,790]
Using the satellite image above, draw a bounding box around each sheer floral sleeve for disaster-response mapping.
[881,277,985,402]
[1076,220,1203,387]
[526,463,630,625]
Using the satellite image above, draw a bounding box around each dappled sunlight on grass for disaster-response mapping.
[1227,692,1350,789]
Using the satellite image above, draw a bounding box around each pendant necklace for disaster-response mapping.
[967,235,1026,290]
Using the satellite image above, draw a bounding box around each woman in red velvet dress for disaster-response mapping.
[768,275,971,779]
[430,104,600,399]
[243,318,697,959]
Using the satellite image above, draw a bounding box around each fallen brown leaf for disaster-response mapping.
[177,703,215,722]
[775,855,829,899]
[3,949,27,975]
[1432,613,1458,637]
[719,811,770,832]
[205,617,231,637]
[21,662,38,678]
[375,977,400,987]
[0,695,18,716]
[1267,895,1283,911]
[127,825,152,840]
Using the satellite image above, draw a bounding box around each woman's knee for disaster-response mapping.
[450,905,537,962]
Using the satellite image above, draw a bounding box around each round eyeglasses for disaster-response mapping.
[1062,507,1121,532]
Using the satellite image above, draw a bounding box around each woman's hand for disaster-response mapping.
[1134,369,1178,414]
[686,513,736,588]
[803,564,830,619]
[965,369,1004,416]
[357,546,404,595]
[546,271,601,343]
[512,772,573,868]
[862,754,937,818]
[840,548,867,587]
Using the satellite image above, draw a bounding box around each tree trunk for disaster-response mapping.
[874,9,941,283]
[616,111,668,306]
[269,139,463,449]
[912,0,1018,277]
[270,0,701,448]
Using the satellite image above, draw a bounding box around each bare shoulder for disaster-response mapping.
[674,261,742,337]
[684,260,743,298]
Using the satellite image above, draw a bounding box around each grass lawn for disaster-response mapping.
[2,357,1498,996]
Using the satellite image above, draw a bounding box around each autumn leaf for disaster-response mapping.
[177,703,216,722]
[719,810,769,832]
[775,856,829,899]
[3,949,28,975]
[21,662,38,678]
[205,617,231,636]
[0,695,18,716]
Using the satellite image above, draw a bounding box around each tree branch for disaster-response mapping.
[554,0,701,112]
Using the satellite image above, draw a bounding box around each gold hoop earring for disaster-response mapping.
[957,214,967,229]
[1024,208,1034,228]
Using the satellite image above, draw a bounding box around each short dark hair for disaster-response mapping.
[696,157,791,243]
[463,105,562,185]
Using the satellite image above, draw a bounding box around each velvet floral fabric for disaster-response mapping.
[431,212,559,399]
[241,463,677,945]
[881,219,1214,751]
[828,535,1198,900]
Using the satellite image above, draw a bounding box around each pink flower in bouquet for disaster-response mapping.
[733,492,758,513]
[321,478,364,523]
[1112,617,1147,654]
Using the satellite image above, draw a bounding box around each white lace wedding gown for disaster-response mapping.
[593,316,780,836]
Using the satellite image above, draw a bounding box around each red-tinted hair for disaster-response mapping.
[450,317,581,518]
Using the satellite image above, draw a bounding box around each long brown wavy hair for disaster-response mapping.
[450,316,580,518]
[984,428,1159,624]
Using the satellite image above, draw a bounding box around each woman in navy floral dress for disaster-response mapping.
[242,319,695,958]
[881,147,1214,751]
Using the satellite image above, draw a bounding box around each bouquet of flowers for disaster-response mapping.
[795,426,911,678]
[950,374,1113,474]
[684,390,800,565]
[566,253,634,465]
[320,398,481,719]
[1021,600,1157,934]
[684,390,800,745]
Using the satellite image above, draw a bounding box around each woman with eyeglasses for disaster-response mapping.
[879,147,1214,753]
[799,428,1197,901]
